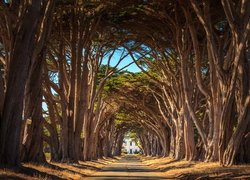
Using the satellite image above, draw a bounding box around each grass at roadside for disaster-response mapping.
[141,156,250,179]
[0,156,120,180]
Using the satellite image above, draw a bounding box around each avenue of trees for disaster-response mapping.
[0,0,249,167]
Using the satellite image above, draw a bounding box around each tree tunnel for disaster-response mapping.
[0,0,249,168]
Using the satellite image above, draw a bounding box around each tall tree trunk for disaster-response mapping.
[0,68,4,116]
[221,103,250,166]
[0,0,43,166]
[44,121,61,162]
[76,61,89,161]
[169,126,176,158]
[113,133,124,156]
[184,109,196,161]
[174,115,185,160]
[21,48,46,163]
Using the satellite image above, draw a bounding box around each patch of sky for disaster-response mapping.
[42,47,142,113]
[102,47,141,73]
[42,71,59,114]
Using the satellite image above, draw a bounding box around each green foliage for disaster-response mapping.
[43,123,50,137]
[109,4,147,24]
[103,74,126,92]
[97,66,129,93]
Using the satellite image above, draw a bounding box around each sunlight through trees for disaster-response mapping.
[0,0,249,168]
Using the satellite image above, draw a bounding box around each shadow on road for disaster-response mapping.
[86,155,168,179]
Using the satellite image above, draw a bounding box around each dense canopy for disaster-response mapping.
[0,0,249,168]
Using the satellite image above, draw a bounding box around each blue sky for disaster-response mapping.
[102,50,141,73]
[113,55,141,73]
[42,50,141,113]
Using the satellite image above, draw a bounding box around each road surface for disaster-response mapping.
[86,155,166,179]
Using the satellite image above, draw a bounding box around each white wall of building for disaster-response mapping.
[123,137,140,154]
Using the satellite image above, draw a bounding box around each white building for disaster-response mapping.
[123,137,140,154]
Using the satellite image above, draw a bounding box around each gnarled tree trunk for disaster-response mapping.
[21,48,46,163]
[0,0,44,166]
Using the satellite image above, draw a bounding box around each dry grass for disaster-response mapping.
[1,156,249,179]
[0,157,120,180]
[142,156,250,179]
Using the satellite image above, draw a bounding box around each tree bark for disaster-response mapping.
[0,0,43,166]
[21,48,46,163]
[0,68,4,116]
